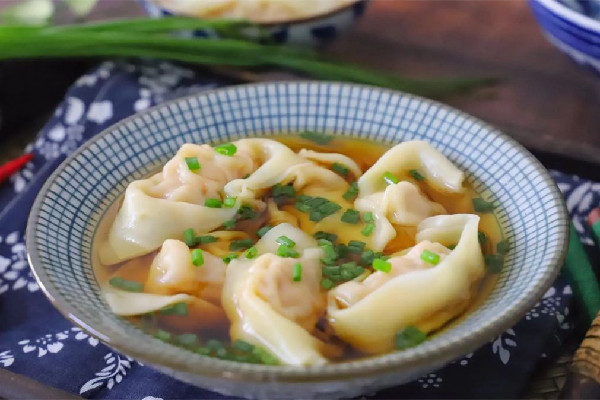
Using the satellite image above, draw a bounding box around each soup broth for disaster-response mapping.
[94,135,504,365]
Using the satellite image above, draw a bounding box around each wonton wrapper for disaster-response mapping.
[328,214,484,354]
[222,248,329,365]
[298,149,362,178]
[255,223,318,256]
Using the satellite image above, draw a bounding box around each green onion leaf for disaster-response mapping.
[363,212,374,223]
[409,169,426,181]
[183,228,196,247]
[229,239,254,251]
[341,209,360,224]
[257,225,272,238]
[197,235,217,245]
[373,258,392,273]
[383,171,399,185]
[421,249,441,265]
[485,254,504,273]
[347,240,366,254]
[319,240,337,262]
[214,143,237,156]
[322,265,341,276]
[176,333,198,347]
[343,181,359,201]
[321,278,334,290]
[109,277,144,292]
[276,245,300,258]
[331,163,349,177]
[191,249,204,266]
[360,249,376,265]
[295,201,311,213]
[309,210,324,222]
[251,346,279,365]
[184,156,200,171]
[237,205,257,220]
[293,262,302,282]
[299,131,333,145]
[478,231,488,245]
[222,219,236,230]
[473,198,495,213]
[361,223,375,237]
[155,329,171,342]
[205,198,223,208]
[272,183,296,199]
[160,302,188,316]
[313,231,338,242]
[447,244,457,250]
[206,339,225,351]
[223,196,237,208]
[223,253,239,264]
[232,339,254,353]
[497,239,510,254]
[276,235,296,248]
[395,326,426,350]
[244,246,258,259]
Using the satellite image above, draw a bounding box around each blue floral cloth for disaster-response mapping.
[0,60,592,399]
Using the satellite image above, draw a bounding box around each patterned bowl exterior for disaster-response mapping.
[137,0,368,46]
[26,82,568,399]
[529,0,600,74]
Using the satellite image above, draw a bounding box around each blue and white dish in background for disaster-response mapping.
[137,0,368,46]
[26,81,568,399]
[529,0,600,74]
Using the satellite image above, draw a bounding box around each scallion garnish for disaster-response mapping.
[223,253,239,264]
[191,249,204,266]
[251,346,279,365]
[222,219,236,230]
[176,333,198,347]
[184,156,200,172]
[363,212,374,223]
[293,262,302,282]
[497,239,510,254]
[373,258,392,273]
[321,278,334,290]
[232,339,254,353]
[230,239,254,251]
[223,196,237,208]
[257,225,272,238]
[244,246,258,259]
[237,205,257,220]
[155,329,171,342]
[478,231,488,245]
[319,239,338,263]
[343,181,359,201]
[299,131,333,145]
[295,201,311,212]
[183,228,196,247]
[214,143,237,156]
[271,183,296,199]
[341,209,360,224]
[473,198,495,213]
[109,277,144,292]
[383,171,399,185]
[395,326,426,350]
[485,254,504,273]
[276,235,296,248]
[276,244,300,258]
[361,223,375,237]
[447,244,457,250]
[160,302,188,316]
[331,163,349,177]
[197,235,217,244]
[204,198,223,208]
[310,210,324,222]
[314,231,338,242]
[409,169,425,181]
[421,249,440,265]
[360,249,375,265]
[347,240,366,254]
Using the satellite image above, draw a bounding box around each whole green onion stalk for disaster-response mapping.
[0,17,496,99]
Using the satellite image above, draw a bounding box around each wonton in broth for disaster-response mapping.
[94,134,506,366]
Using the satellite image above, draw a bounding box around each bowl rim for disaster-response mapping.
[26,81,569,383]
[533,0,600,33]
[143,0,366,27]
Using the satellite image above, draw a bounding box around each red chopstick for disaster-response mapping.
[0,153,33,185]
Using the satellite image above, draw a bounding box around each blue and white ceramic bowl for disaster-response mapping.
[137,0,368,46]
[529,0,600,74]
[26,82,568,399]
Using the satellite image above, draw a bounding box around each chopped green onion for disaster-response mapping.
[322,265,340,276]
[293,263,302,282]
[295,201,311,212]
[155,329,171,342]
[272,183,296,199]
[299,131,333,145]
[184,156,200,171]
[222,219,236,230]
[383,171,399,185]
[176,333,198,347]
[485,254,504,273]
[183,228,196,247]
[473,198,495,213]
[223,196,237,208]
[309,210,324,222]
[197,235,217,244]
[195,347,210,356]
[244,246,258,259]
[321,278,334,290]
[341,209,361,224]
[109,277,144,292]
[314,231,337,242]
[191,249,204,266]
[447,244,457,250]
[373,258,392,273]
[229,239,254,251]
[363,212,374,223]
[336,243,349,258]
[276,235,296,248]
[343,181,359,201]
[160,302,188,316]
[206,339,225,351]
[331,163,349,177]
[360,249,376,265]
[204,198,223,208]
[251,346,279,365]
[277,244,300,258]
[361,223,375,237]
[409,169,426,181]
[347,240,366,254]
[318,202,342,215]
[232,339,254,353]
[214,143,237,156]
[237,205,257,220]
[478,231,488,245]
[319,240,337,262]
[421,249,440,265]
[223,253,239,264]
[395,326,426,350]
[257,225,272,238]
[497,239,510,254]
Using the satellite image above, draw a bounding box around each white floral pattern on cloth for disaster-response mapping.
[525,286,573,331]
[491,328,518,365]
[417,373,443,389]
[17,327,99,358]
[80,353,134,395]
[0,231,38,295]
[0,350,15,367]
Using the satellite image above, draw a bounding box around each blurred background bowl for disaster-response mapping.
[137,0,369,46]
[529,0,600,74]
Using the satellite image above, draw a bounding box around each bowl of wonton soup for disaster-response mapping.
[137,0,369,46]
[27,82,568,400]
